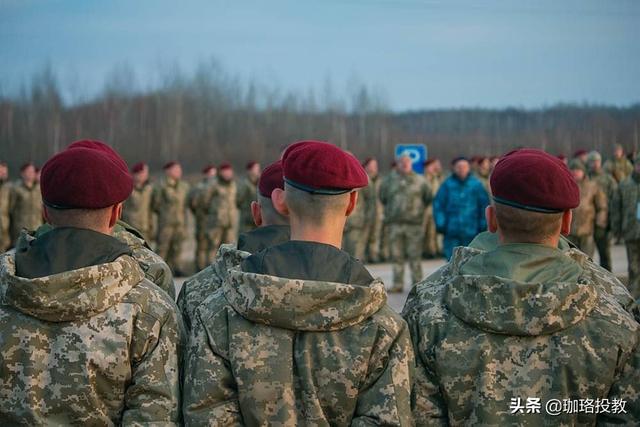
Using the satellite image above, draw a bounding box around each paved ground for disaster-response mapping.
[175,242,630,313]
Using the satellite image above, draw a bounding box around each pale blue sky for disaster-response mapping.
[1,0,638,110]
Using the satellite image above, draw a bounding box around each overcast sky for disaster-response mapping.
[1,0,639,110]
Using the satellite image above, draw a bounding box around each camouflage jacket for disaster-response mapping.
[589,169,618,229]
[403,243,640,426]
[380,170,432,225]
[611,172,640,242]
[122,182,153,238]
[151,177,189,228]
[206,177,238,229]
[0,180,10,241]
[604,157,634,183]
[236,176,258,228]
[570,178,608,236]
[183,243,414,426]
[369,174,384,224]
[345,181,375,230]
[188,177,217,231]
[9,180,42,241]
[0,231,183,425]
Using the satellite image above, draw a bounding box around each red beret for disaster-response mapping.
[202,164,216,174]
[282,140,368,195]
[163,161,178,170]
[41,139,133,209]
[491,148,579,213]
[131,162,147,173]
[573,149,588,158]
[258,160,284,198]
[219,162,232,171]
[246,161,259,170]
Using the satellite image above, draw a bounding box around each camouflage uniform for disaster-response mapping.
[403,243,640,425]
[612,171,640,298]
[236,175,259,233]
[183,241,414,426]
[122,181,153,241]
[343,183,375,261]
[604,156,634,183]
[188,177,217,271]
[590,169,618,271]
[380,170,432,289]
[205,177,238,262]
[0,228,183,425]
[151,177,189,273]
[423,172,442,258]
[8,180,42,245]
[0,179,10,251]
[366,173,384,263]
[568,177,607,258]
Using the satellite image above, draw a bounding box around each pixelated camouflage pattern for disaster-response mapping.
[604,157,634,183]
[0,249,183,425]
[122,182,153,240]
[9,180,42,244]
[151,177,190,228]
[183,263,414,426]
[569,177,607,237]
[236,175,258,232]
[403,244,640,426]
[380,170,432,225]
[611,172,640,243]
[206,178,238,230]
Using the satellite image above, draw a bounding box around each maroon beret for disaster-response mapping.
[491,148,579,213]
[573,149,588,158]
[131,162,147,173]
[163,161,178,170]
[202,164,216,174]
[246,161,258,170]
[282,140,368,195]
[41,140,133,209]
[258,160,284,198]
[219,162,232,171]
[362,157,375,167]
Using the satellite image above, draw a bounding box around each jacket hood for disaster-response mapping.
[444,244,598,336]
[215,244,387,331]
[1,233,144,322]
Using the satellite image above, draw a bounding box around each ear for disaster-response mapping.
[560,210,572,236]
[108,203,123,228]
[251,201,263,227]
[486,205,498,233]
[271,188,289,216]
[345,191,358,217]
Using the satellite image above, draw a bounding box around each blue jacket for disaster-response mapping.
[434,174,489,238]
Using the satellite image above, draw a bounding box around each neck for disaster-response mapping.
[289,217,345,249]
[498,232,559,248]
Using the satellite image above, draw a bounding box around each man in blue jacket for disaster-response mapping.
[434,156,489,259]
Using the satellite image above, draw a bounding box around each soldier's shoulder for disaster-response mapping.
[122,278,179,323]
[366,304,408,338]
[179,265,223,309]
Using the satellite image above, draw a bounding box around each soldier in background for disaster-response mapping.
[183,141,413,425]
[567,159,607,258]
[403,149,640,425]
[0,140,182,424]
[475,156,491,194]
[364,158,383,263]
[122,162,153,241]
[423,158,443,258]
[9,162,42,245]
[605,143,634,183]
[612,153,640,298]
[152,161,189,275]
[188,164,217,271]
[379,160,397,262]
[205,162,238,261]
[0,162,10,251]
[236,161,261,233]
[573,148,588,164]
[587,151,617,271]
[380,154,432,292]
[343,162,374,261]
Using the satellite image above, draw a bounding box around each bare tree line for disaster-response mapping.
[1,61,639,175]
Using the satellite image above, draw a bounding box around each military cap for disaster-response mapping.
[557,154,567,161]
[41,139,133,209]
[491,148,579,213]
[163,161,178,170]
[451,156,469,166]
[282,140,368,195]
[573,149,588,158]
[258,160,284,198]
[202,164,216,174]
[219,162,232,171]
[586,151,601,163]
[131,162,147,173]
[246,161,258,170]
[568,158,586,172]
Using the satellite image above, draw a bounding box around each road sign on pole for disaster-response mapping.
[395,144,428,174]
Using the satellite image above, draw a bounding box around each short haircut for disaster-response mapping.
[284,184,350,225]
[45,205,113,230]
[494,203,563,244]
[257,193,288,226]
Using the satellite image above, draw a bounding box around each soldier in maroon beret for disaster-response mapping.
[8,161,42,245]
[203,162,238,262]
[122,162,153,241]
[187,164,217,271]
[237,161,262,233]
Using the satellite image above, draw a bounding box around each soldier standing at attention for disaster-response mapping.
[188,164,217,271]
[363,157,383,263]
[612,153,640,298]
[122,162,153,241]
[605,143,634,183]
[380,154,433,292]
[8,162,42,246]
[0,140,182,425]
[433,157,489,260]
[567,159,607,257]
[0,162,10,251]
[236,161,261,234]
[403,148,640,425]
[423,158,443,259]
[587,150,617,271]
[205,162,238,262]
[343,159,374,261]
[183,141,414,425]
[152,161,189,275]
